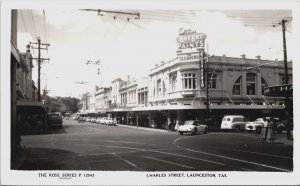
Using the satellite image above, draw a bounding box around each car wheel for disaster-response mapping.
[235,126,240,132]
[179,132,183,135]
[203,128,208,134]
[192,128,197,135]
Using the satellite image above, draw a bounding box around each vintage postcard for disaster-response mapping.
[1,0,299,185]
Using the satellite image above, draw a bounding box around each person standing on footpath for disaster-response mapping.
[267,117,275,144]
[261,117,268,143]
[175,120,180,132]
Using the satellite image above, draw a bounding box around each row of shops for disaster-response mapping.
[79,28,293,131]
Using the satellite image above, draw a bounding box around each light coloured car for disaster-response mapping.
[96,117,101,124]
[245,118,264,134]
[85,117,91,122]
[178,120,208,135]
[220,115,248,132]
[106,118,117,126]
[90,117,97,123]
[100,117,107,125]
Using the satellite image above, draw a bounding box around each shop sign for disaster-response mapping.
[177,28,207,50]
[177,51,203,62]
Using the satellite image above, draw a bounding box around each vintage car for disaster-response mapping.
[106,118,117,126]
[245,118,264,134]
[48,112,63,129]
[178,120,208,135]
[220,115,248,132]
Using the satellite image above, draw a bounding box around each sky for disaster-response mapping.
[16,8,293,98]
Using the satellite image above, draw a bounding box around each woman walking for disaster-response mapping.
[175,120,180,132]
[261,117,268,143]
[266,117,275,144]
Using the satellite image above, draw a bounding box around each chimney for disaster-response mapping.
[241,54,246,58]
[256,55,261,60]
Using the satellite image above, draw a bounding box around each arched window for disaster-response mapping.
[246,73,256,95]
[261,77,268,95]
[232,76,241,95]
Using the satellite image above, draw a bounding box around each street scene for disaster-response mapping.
[3,2,297,185]
[19,117,293,171]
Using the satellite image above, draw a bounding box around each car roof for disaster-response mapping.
[224,115,244,118]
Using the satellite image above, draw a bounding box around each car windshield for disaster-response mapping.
[232,117,244,122]
[184,120,195,125]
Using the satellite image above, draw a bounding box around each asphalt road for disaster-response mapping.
[19,118,293,172]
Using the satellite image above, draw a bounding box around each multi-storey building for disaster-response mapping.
[95,87,112,113]
[145,54,291,129]
[111,78,125,108]
[81,28,292,130]
[16,45,34,101]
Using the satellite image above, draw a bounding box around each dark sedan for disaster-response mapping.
[48,112,63,129]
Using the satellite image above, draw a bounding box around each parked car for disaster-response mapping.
[85,117,91,122]
[78,116,85,123]
[220,115,248,132]
[100,117,106,125]
[106,118,117,126]
[96,117,102,124]
[245,118,264,134]
[178,120,208,135]
[65,112,71,117]
[90,117,97,123]
[274,119,289,134]
[48,112,63,129]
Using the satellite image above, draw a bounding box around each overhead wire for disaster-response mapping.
[30,10,38,39]
[19,10,29,33]
[43,9,48,43]
[102,16,117,39]
[118,16,145,29]
[114,18,128,40]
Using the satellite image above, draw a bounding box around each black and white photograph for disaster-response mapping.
[1,0,300,185]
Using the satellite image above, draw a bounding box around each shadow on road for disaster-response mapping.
[16,147,77,170]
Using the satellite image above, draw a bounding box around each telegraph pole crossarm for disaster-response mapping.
[30,37,50,102]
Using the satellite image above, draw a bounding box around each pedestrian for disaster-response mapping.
[261,117,268,143]
[166,118,172,132]
[175,120,180,132]
[266,117,275,144]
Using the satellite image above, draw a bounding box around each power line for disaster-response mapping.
[103,16,117,39]
[114,19,128,40]
[30,10,38,39]
[19,10,29,33]
[43,10,48,43]
[118,17,145,29]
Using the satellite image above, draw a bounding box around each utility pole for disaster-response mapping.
[86,59,103,87]
[281,19,291,140]
[205,52,210,122]
[30,37,50,102]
